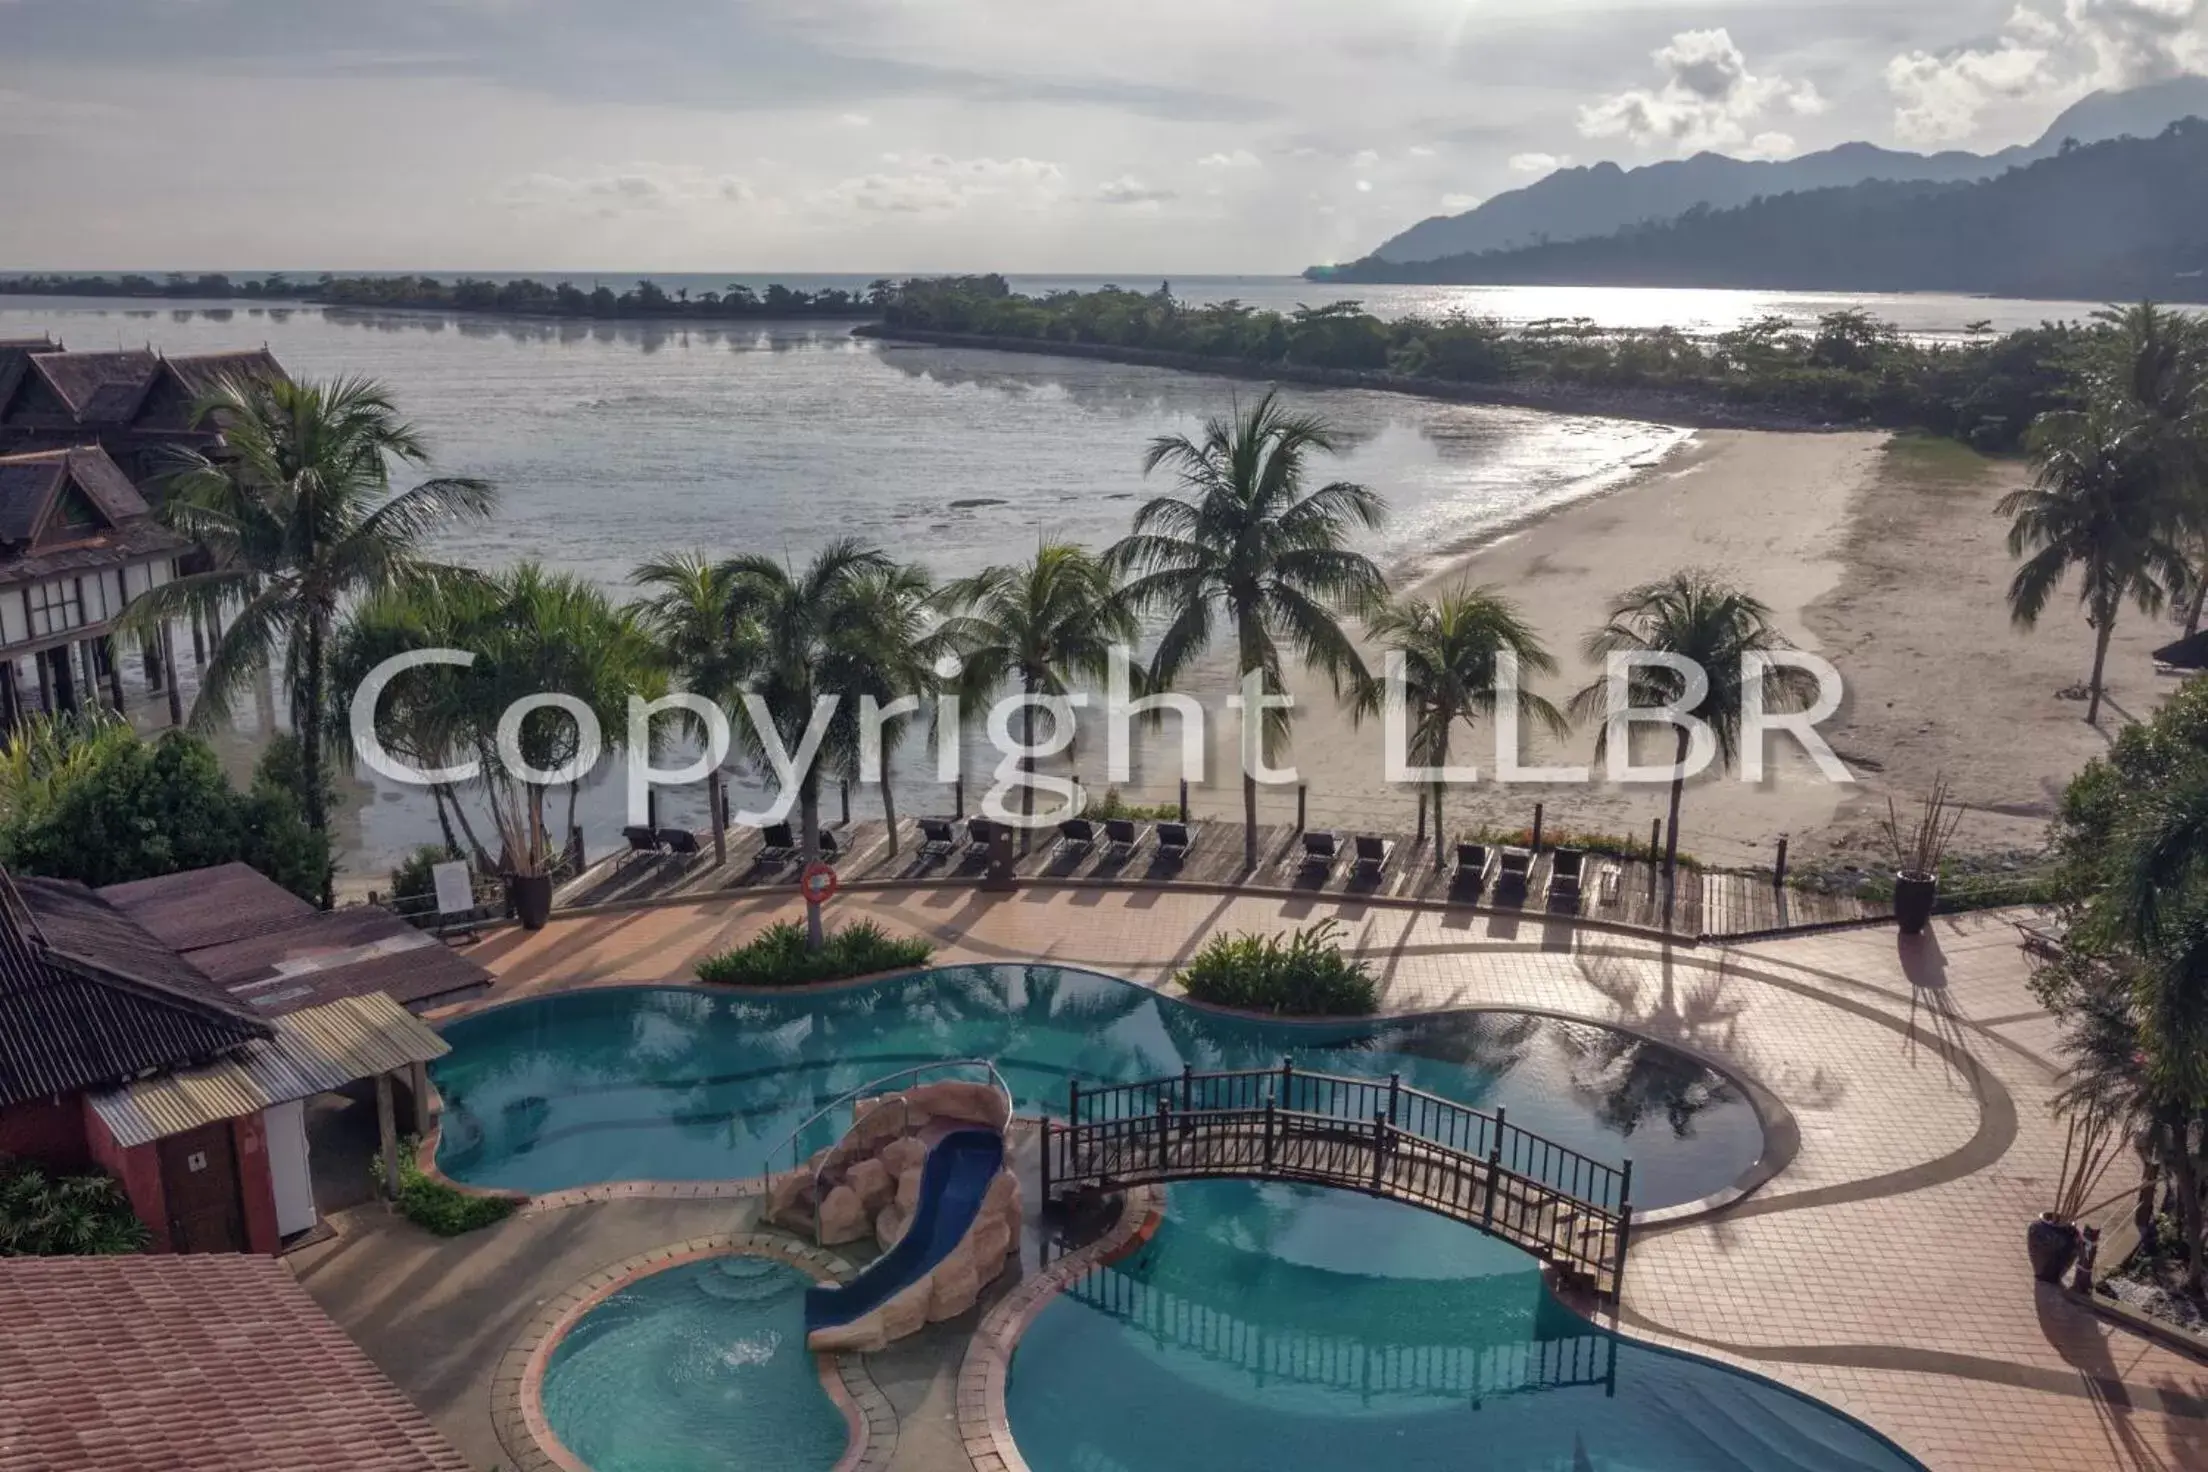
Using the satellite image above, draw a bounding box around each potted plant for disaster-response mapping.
[2033,1094,2129,1284]
[491,789,557,931]
[1881,777,1965,935]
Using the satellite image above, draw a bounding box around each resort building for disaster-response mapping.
[0,337,286,488]
[0,1253,469,1470]
[0,865,484,1253]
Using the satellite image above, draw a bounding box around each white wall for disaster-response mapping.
[262,1100,317,1238]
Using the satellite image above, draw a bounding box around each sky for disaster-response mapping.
[1,0,2204,274]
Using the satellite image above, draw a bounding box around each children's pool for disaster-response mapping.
[432,964,1763,1210]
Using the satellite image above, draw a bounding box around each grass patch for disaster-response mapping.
[696,918,934,987]
[1082,786,1184,822]
[371,1140,520,1236]
[1177,919,1378,1017]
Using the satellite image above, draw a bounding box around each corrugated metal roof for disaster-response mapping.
[85,993,449,1149]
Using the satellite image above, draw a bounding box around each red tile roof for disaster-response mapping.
[0,1255,469,1472]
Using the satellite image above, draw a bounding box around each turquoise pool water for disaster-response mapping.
[433,965,1761,1208]
[1008,1182,1926,1472]
[538,1255,846,1472]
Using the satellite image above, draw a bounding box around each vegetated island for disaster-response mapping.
[0,272,885,320]
[1308,120,2208,302]
[866,275,2094,450]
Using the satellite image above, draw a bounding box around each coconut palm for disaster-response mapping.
[1570,571,1820,925]
[1108,391,1389,871]
[2001,405,2190,725]
[633,552,756,864]
[126,374,496,902]
[2083,304,2208,634]
[722,539,896,948]
[1356,586,1567,868]
[938,544,1137,853]
[834,563,948,858]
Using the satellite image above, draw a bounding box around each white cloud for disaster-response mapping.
[838,112,872,127]
[1742,131,1797,160]
[1095,174,1177,205]
[500,163,759,215]
[1351,148,1382,167]
[1407,145,1436,158]
[1195,149,1261,169]
[1440,192,1481,211]
[2066,0,2208,86]
[1509,151,1569,175]
[1578,29,1827,155]
[817,154,1064,213]
[1886,9,2066,145]
[1355,178,1373,192]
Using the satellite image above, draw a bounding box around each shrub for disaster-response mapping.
[1082,786,1182,822]
[696,918,934,987]
[0,1159,147,1255]
[1177,919,1378,1017]
[386,844,460,926]
[372,1141,518,1236]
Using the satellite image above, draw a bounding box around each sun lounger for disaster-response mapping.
[1157,822,1194,861]
[657,828,701,857]
[1455,842,1492,885]
[967,816,998,850]
[817,828,842,860]
[1497,847,1534,893]
[1353,835,1393,874]
[918,818,958,858]
[759,822,797,862]
[1059,817,1098,852]
[622,825,664,856]
[1104,819,1146,858]
[1598,864,1622,903]
[1302,831,1342,869]
[1548,847,1586,902]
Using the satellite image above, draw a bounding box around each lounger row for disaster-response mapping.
[1300,832,1604,903]
[622,823,844,864]
[915,815,1199,862]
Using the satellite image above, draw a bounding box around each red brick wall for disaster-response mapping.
[83,1103,170,1254]
[0,1093,91,1169]
[230,1113,280,1255]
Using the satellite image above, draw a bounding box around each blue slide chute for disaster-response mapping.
[803,1128,1006,1332]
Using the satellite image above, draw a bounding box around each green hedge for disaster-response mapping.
[1176,920,1378,1017]
[373,1141,519,1236]
[696,919,934,987]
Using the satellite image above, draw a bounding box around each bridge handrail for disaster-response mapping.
[1065,1062,1629,1213]
[769,1057,1013,1173]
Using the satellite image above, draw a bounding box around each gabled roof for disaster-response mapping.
[0,444,153,547]
[132,349,287,433]
[25,348,159,426]
[0,872,270,1109]
[0,338,56,417]
[0,1255,470,1472]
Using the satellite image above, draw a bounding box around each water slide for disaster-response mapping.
[803,1128,1007,1334]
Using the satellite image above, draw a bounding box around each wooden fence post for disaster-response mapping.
[1296,784,1307,834]
[1179,779,1190,824]
[1650,817,1663,862]
[1773,835,1790,888]
[1532,802,1544,851]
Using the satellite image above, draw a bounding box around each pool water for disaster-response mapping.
[537,1255,847,1472]
[1008,1182,1925,1472]
[433,965,1761,1208]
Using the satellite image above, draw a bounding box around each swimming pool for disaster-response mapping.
[537,1254,847,1472]
[1008,1182,1926,1472]
[433,965,1763,1209]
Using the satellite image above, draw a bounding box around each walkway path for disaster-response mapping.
[423,889,2208,1471]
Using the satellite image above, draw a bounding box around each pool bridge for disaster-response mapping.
[1064,1262,1618,1402]
[1041,1063,1634,1300]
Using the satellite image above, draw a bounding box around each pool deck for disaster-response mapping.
[300,888,2208,1472]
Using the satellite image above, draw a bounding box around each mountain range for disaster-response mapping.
[1353,76,2208,267]
[1314,120,2208,302]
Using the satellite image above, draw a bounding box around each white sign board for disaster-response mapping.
[432,861,475,916]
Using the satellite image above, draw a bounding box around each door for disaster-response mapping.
[157,1120,248,1253]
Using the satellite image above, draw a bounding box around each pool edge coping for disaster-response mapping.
[491,1232,895,1472]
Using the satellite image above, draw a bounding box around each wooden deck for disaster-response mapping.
[556,817,1885,942]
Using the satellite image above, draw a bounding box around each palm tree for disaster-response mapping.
[1570,571,1819,923]
[1356,586,1567,868]
[836,563,947,858]
[1108,391,1389,871]
[2001,405,2190,725]
[127,374,496,903]
[633,552,754,865]
[2083,303,2208,634]
[722,539,895,948]
[938,544,1136,852]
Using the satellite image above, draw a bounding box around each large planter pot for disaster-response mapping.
[2027,1212,2080,1284]
[1893,871,1939,935]
[506,872,554,931]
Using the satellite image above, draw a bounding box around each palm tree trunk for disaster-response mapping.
[431,784,459,857]
[2187,568,2208,639]
[881,753,901,858]
[1662,725,1689,930]
[1432,779,1446,870]
[800,783,824,951]
[564,779,581,861]
[303,613,332,909]
[1021,679,1038,856]
[1242,771,1258,873]
[709,774,727,867]
[440,784,494,872]
[2168,1107,2205,1294]
[2087,607,2117,726]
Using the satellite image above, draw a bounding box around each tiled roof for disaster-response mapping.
[28,349,158,425]
[0,1255,470,1472]
[0,872,269,1109]
[134,349,287,433]
[100,864,493,1016]
[0,448,64,543]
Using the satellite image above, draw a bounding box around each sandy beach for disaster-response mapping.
[1143,425,2166,873]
